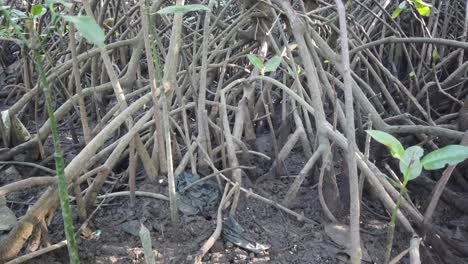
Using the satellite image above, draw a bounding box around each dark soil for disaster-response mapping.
[12,179,391,264]
[0,106,460,264]
[2,134,416,264]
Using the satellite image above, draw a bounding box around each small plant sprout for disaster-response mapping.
[392,0,431,19]
[247,54,282,75]
[366,130,468,263]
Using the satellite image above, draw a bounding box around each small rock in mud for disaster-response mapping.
[120,220,141,236]
[0,197,16,232]
[0,165,20,184]
[234,247,248,260]
[211,252,228,262]
[100,244,129,256]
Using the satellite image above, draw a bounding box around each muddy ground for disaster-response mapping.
[2,134,429,264]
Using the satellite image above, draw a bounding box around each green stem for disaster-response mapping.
[1,4,80,262]
[384,169,410,264]
[34,50,80,264]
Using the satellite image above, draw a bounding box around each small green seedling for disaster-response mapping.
[367,130,468,263]
[247,54,282,75]
[392,0,431,19]
[367,130,468,180]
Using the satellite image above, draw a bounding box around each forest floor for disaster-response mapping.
[1,131,424,264]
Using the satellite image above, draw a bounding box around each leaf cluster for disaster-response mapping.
[367,130,468,181]
[247,54,282,75]
[392,0,431,19]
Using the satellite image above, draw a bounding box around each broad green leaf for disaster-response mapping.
[63,16,105,47]
[399,146,424,180]
[139,224,156,264]
[31,4,47,17]
[366,130,405,159]
[31,4,43,16]
[421,145,468,170]
[413,0,431,16]
[392,2,407,19]
[415,5,430,16]
[247,54,264,71]
[156,4,209,14]
[412,0,432,8]
[391,8,403,19]
[264,55,282,73]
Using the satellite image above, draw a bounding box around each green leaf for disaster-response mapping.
[421,145,468,170]
[415,5,430,16]
[10,9,27,19]
[391,8,403,19]
[31,4,42,16]
[412,0,431,7]
[432,52,440,60]
[247,54,264,71]
[412,0,431,16]
[264,55,282,73]
[156,4,209,14]
[409,71,415,78]
[392,2,407,19]
[399,146,424,180]
[366,130,405,160]
[31,4,43,17]
[63,16,105,48]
